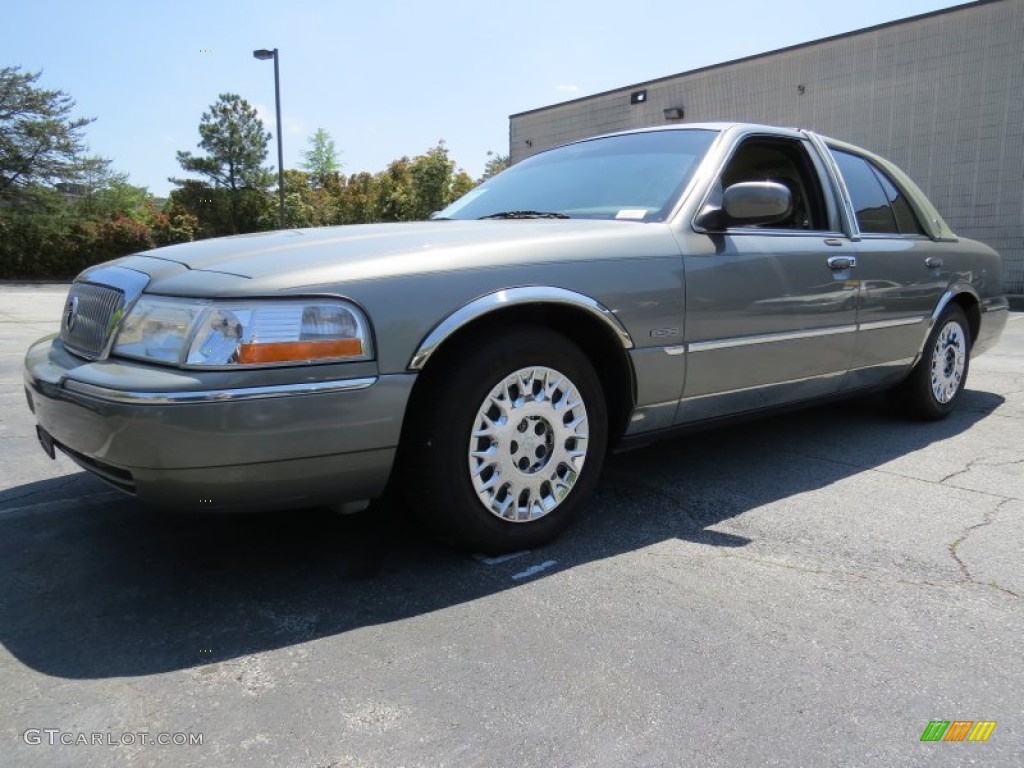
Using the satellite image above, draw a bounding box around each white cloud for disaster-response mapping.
[555,84,581,93]
[283,116,305,137]
[254,103,305,137]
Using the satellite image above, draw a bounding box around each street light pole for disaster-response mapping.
[253,48,285,229]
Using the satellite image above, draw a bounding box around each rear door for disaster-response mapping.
[677,133,858,423]
[827,148,946,388]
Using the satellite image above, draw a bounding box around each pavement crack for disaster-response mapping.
[939,455,1024,489]
[947,497,1020,599]
[776,448,1021,501]
[938,457,982,485]
[710,550,956,592]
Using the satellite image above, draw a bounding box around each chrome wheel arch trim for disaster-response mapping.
[905,286,981,369]
[408,287,634,371]
[930,286,981,327]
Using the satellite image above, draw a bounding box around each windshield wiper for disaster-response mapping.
[478,210,570,220]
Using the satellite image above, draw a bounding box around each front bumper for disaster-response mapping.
[24,336,415,512]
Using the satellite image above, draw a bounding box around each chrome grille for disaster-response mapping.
[59,282,125,359]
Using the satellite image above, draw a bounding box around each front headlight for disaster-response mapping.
[112,296,373,368]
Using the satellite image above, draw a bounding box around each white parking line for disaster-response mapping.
[473,551,530,565]
[511,560,558,580]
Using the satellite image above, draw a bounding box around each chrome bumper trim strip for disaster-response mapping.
[60,377,378,405]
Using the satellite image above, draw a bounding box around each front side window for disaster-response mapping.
[831,149,924,236]
[438,129,718,222]
[711,136,830,231]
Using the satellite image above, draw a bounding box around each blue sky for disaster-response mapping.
[5,0,962,196]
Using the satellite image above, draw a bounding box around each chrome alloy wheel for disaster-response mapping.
[930,320,967,404]
[468,366,589,522]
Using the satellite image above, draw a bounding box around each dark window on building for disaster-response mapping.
[831,150,899,234]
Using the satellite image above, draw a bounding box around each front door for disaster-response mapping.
[677,135,858,423]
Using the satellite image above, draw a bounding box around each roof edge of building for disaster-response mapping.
[509,0,1001,119]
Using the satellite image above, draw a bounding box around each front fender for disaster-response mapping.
[407,286,634,370]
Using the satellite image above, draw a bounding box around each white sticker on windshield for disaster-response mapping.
[615,209,647,220]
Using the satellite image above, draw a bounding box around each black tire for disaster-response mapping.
[889,304,971,421]
[400,325,608,554]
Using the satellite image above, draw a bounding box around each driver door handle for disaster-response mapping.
[925,256,943,268]
[827,255,857,270]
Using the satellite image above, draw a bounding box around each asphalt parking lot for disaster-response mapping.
[1,284,1022,767]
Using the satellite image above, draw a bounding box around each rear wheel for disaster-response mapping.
[402,326,607,553]
[890,304,971,420]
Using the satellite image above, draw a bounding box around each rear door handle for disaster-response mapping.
[827,256,857,270]
[925,256,943,269]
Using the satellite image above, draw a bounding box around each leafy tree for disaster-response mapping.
[75,171,149,221]
[71,214,154,265]
[377,157,414,222]
[0,187,74,276]
[338,172,381,224]
[451,170,477,202]
[0,66,106,205]
[301,128,341,188]
[166,178,270,240]
[166,181,228,239]
[149,207,198,246]
[264,169,340,229]
[409,142,457,220]
[172,93,272,234]
[481,151,510,181]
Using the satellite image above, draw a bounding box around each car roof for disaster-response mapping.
[558,121,806,146]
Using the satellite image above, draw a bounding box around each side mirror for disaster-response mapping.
[695,181,793,230]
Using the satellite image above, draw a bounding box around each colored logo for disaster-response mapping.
[920,720,996,742]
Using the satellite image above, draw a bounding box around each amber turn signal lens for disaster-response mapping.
[237,338,363,364]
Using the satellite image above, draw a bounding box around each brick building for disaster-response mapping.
[509,0,1024,293]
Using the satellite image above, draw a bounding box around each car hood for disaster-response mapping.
[126,220,677,288]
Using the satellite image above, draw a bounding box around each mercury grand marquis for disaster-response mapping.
[24,123,1009,552]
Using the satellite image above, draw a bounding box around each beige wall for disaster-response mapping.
[510,0,1024,293]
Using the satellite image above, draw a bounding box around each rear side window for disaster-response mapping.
[873,167,925,235]
[831,149,924,236]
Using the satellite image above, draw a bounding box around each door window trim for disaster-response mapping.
[824,142,938,241]
[691,132,842,236]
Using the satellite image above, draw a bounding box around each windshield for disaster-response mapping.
[439,129,718,222]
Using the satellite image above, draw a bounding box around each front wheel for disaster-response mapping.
[401,326,608,553]
[889,304,971,420]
